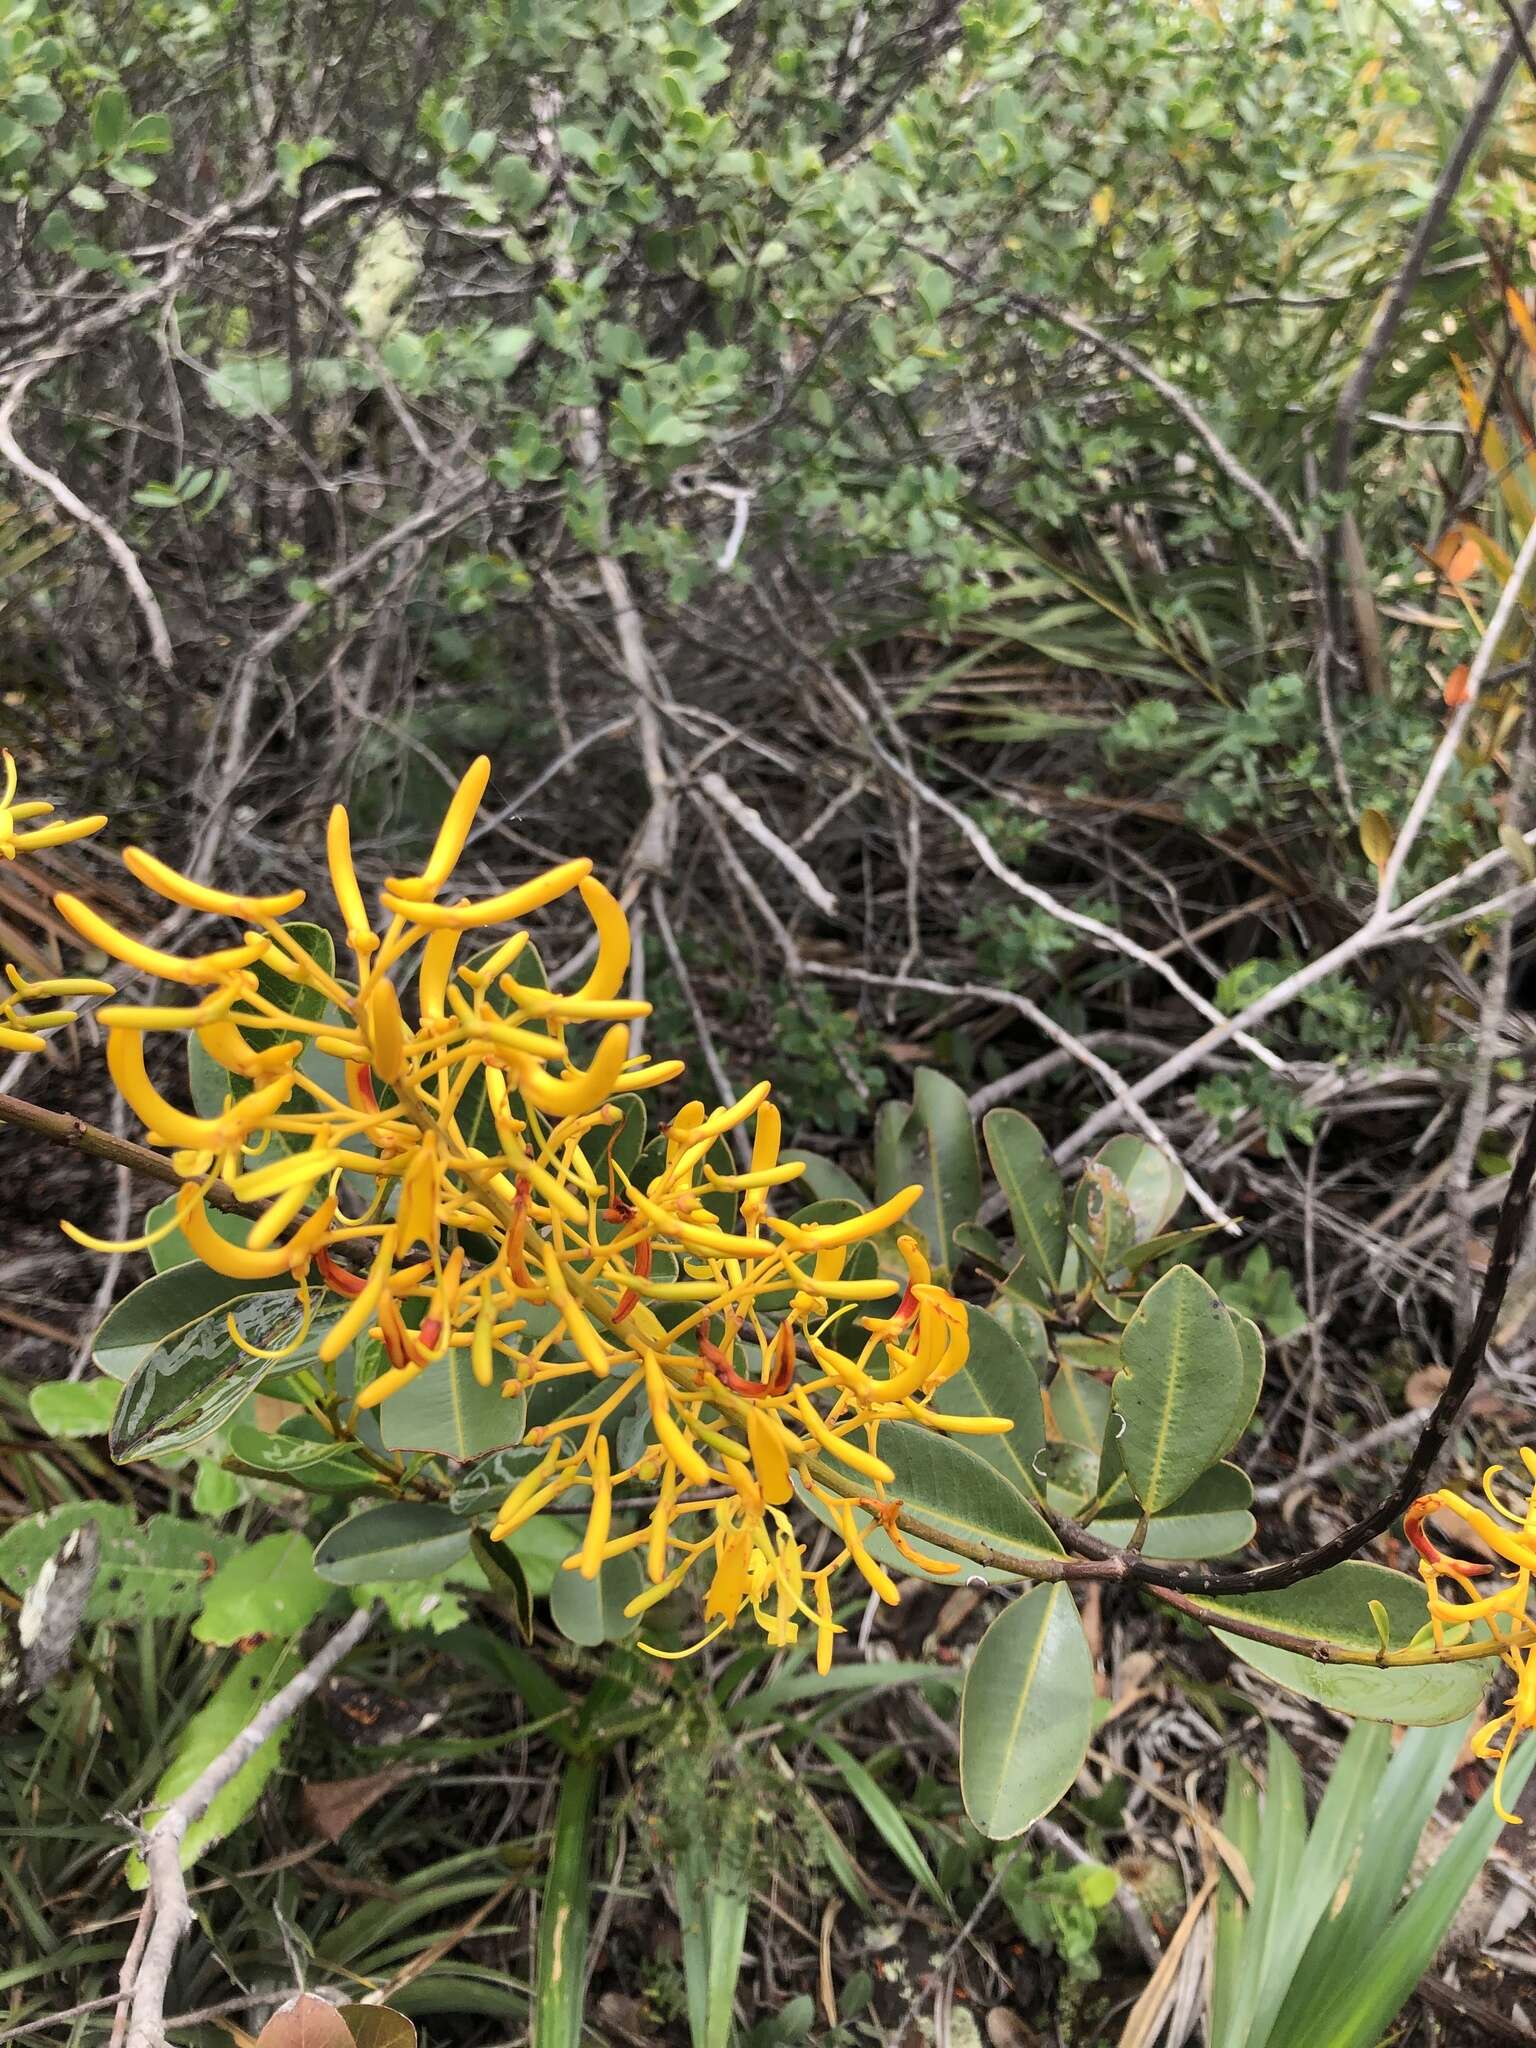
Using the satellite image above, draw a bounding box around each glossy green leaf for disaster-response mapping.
[1093,1462,1255,1559]
[986,1294,1052,1380]
[1095,1135,1186,1238]
[1113,1265,1245,1512]
[313,1503,470,1585]
[28,1378,118,1439]
[0,1503,236,1623]
[225,1419,374,1492]
[549,1548,644,1646]
[110,1293,326,1461]
[449,1446,547,1519]
[830,1422,1061,1585]
[902,1067,981,1279]
[379,1352,527,1460]
[960,1584,1093,1839]
[1187,1561,1493,1724]
[1219,1309,1265,1459]
[1047,1362,1110,1453]
[126,1639,293,1887]
[985,1110,1065,1302]
[469,1529,534,1640]
[933,1305,1047,1499]
[193,1530,332,1644]
[93,1263,293,1380]
[501,1514,584,1597]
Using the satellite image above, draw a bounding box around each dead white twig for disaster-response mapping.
[808,961,1235,1232]
[697,771,840,918]
[121,1605,376,2048]
[866,739,1286,1072]
[0,363,174,671]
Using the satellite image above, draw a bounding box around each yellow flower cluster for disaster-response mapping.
[55,757,990,1661]
[0,748,112,1051]
[1408,1454,1536,1822]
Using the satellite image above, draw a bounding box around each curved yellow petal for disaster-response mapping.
[385,755,491,900]
[772,1185,922,1250]
[326,805,376,957]
[108,1028,232,1149]
[574,876,631,1003]
[378,856,592,930]
[56,894,265,986]
[122,846,305,920]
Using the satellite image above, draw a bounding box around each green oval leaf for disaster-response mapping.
[985,1110,1065,1303]
[193,1531,332,1645]
[933,1304,1047,1500]
[28,1378,119,1439]
[469,1528,534,1640]
[549,1547,644,1646]
[960,1584,1093,1839]
[1219,1310,1265,1459]
[110,1293,324,1461]
[1113,1265,1245,1512]
[378,1351,527,1460]
[902,1067,982,1281]
[1094,1136,1186,1239]
[864,1421,1061,1584]
[1093,1462,1255,1559]
[225,1420,374,1493]
[1185,1561,1493,1724]
[313,1503,469,1585]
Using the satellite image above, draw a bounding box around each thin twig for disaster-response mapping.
[123,1606,376,2048]
[0,363,175,671]
[0,1091,244,1210]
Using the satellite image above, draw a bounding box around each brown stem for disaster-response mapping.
[0,1091,244,1211]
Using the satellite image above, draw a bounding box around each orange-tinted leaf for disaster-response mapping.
[254,1997,354,2048]
[1507,285,1536,369]
[1444,663,1471,706]
[1446,541,1483,585]
[1359,808,1394,870]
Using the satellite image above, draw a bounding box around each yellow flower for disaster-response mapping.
[0,752,111,1049]
[1408,1451,1536,1822]
[62,756,987,1656]
[0,749,107,862]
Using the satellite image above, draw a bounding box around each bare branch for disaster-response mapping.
[123,1606,376,2048]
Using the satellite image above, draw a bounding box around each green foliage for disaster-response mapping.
[1209,1719,1535,2048]
[125,1639,294,1888]
[960,1584,1094,1840]
[997,1850,1119,1983]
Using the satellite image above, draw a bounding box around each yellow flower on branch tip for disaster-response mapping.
[58,752,983,1656]
[0,750,107,861]
[1408,1449,1536,1822]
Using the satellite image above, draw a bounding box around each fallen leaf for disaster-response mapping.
[300,1768,416,1843]
[1359,806,1394,869]
[253,1996,353,2048]
[1403,1365,1449,1409]
[338,2008,417,2048]
[1444,662,1471,707]
[986,2010,1037,2047]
